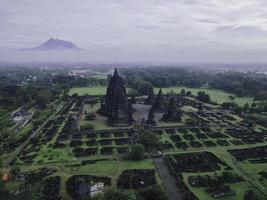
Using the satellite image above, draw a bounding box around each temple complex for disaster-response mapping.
[144,90,155,105]
[162,97,182,122]
[147,108,156,125]
[151,89,166,112]
[98,68,133,126]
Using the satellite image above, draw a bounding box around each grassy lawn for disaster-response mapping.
[19,158,155,199]
[187,182,250,200]
[13,122,34,140]
[154,87,254,106]
[81,103,114,130]
[68,86,253,106]
[93,72,108,79]
[178,148,267,200]
[68,86,107,96]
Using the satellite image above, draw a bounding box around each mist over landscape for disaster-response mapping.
[1,1,267,200]
[1,0,267,64]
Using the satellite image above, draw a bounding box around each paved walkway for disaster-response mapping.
[153,157,184,200]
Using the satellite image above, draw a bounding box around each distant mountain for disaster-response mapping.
[29,38,80,51]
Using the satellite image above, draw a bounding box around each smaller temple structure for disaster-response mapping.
[98,68,133,126]
[162,98,182,122]
[147,108,156,126]
[144,90,155,105]
[151,89,166,112]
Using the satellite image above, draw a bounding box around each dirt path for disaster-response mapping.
[153,157,184,200]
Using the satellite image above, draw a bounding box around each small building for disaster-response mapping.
[77,182,104,197]
[90,183,104,197]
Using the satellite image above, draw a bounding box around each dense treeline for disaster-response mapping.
[0,68,108,113]
[210,72,267,97]
[0,68,62,114]
[121,67,267,99]
[52,74,106,88]
[121,67,212,89]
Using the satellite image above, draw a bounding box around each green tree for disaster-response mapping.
[86,113,96,120]
[36,92,50,108]
[243,103,250,112]
[103,189,136,200]
[139,127,161,151]
[244,190,260,200]
[221,102,238,110]
[137,81,154,95]
[128,144,145,160]
[81,123,94,130]
[186,91,192,96]
[128,89,139,97]
[196,91,210,103]
[11,166,20,177]
[138,184,169,200]
[180,88,186,96]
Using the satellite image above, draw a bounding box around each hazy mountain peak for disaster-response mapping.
[29,38,80,51]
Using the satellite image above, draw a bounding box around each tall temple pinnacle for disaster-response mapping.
[152,88,166,112]
[113,67,119,77]
[162,97,182,122]
[98,68,133,125]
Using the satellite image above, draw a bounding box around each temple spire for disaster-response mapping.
[162,97,182,122]
[98,68,133,126]
[158,88,163,96]
[113,68,119,78]
[152,88,166,112]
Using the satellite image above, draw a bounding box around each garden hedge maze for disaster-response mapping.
[117,169,156,190]
[164,152,230,173]
[66,175,111,199]
[228,145,267,162]
[5,85,267,200]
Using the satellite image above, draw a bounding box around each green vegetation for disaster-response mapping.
[1,66,267,200]
[155,87,254,105]
[68,86,107,96]
[128,144,145,160]
[68,86,254,106]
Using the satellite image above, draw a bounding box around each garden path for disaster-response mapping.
[153,157,184,200]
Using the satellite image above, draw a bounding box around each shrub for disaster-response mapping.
[128,144,145,160]
[185,118,197,125]
[138,184,169,200]
[139,127,161,151]
[85,113,96,121]
[103,189,136,200]
[244,190,260,200]
[81,123,94,130]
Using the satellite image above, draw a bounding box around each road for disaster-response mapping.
[153,157,184,200]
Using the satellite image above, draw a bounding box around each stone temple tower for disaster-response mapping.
[98,68,133,125]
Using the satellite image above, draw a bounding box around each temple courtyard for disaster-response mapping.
[3,69,267,200]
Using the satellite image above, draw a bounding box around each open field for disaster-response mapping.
[154,87,254,106]
[68,86,107,96]
[68,86,254,106]
[3,91,266,200]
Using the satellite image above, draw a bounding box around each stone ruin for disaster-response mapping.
[151,89,166,112]
[147,108,156,126]
[162,97,182,122]
[144,90,155,105]
[98,68,133,126]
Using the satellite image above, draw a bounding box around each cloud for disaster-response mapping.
[1,0,267,62]
[216,24,267,37]
[197,18,218,24]
[134,25,159,30]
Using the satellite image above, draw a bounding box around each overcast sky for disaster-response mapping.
[1,0,267,63]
